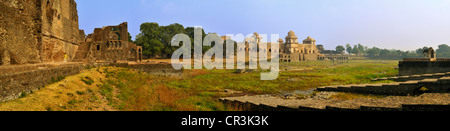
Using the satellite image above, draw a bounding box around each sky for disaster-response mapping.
[76,0,450,51]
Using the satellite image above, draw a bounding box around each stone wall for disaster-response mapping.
[0,62,182,102]
[0,0,82,65]
[0,63,102,102]
[399,60,450,76]
[111,63,183,76]
[74,22,143,63]
[220,98,450,111]
[0,0,41,65]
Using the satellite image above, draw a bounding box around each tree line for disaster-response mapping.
[332,43,450,59]
[134,22,238,59]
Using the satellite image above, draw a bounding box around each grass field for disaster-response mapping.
[0,60,399,111]
[169,60,398,94]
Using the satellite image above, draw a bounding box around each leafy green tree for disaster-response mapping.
[159,23,186,58]
[352,45,359,55]
[437,44,450,58]
[357,43,365,55]
[135,22,187,58]
[317,45,325,53]
[135,22,161,58]
[416,46,429,55]
[335,45,345,54]
[128,33,133,42]
[366,47,381,56]
[346,44,352,54]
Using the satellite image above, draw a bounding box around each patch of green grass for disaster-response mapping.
[99,83,113,96]
[49,76,65,84]
[19,92,27,98]
[76,91,85,95]
[81,76,94,85]
[167,60,398,94]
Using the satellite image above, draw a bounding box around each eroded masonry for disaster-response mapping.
[0,0,142,66]
[73,22,143,63]
[0,0,166,102]
[1,0,82,65]
[234,32,349,63]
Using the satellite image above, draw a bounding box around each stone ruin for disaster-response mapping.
[0,0,142,66]
[400,48,450,76]
[0,0,170,102]
[422,47,436,61]
[73,22,143,63]
[1,0,82,65]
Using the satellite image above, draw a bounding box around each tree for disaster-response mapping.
[336,45,345,54]
[346,44,352,54]
[416,46,429,55]
[135,22,161,58]
[317,45,325,53]
[135,22,187,58]
[366,47,381,56]
[185,27,211,54]
[437,44,450,58]
[357,43,365,55]
[128,33,133,42]
[352,45,359,55]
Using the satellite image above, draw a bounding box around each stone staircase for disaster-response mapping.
[371,72,450,82]
[316,77,450,96]
[72,42,92,62]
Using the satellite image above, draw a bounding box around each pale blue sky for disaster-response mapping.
[76,0,450,50]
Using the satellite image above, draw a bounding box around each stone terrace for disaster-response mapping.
[371,72,450,82]
[317,77,450,96]
[221,93,450,111]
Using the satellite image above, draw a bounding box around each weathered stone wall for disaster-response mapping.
[111,63,183,76]
[0,63,99,102]
[75,22,143,63]
[0,0,41,65]
[220,98,450,111]
[39,0,81,62]
[0,62,181,102]
[399,60,450,76]
[0,0,81,65]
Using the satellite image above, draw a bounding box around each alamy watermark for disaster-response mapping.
[171,27,280,80]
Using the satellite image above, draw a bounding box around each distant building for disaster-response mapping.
[279,31,324,62]
[235,31,349,62]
